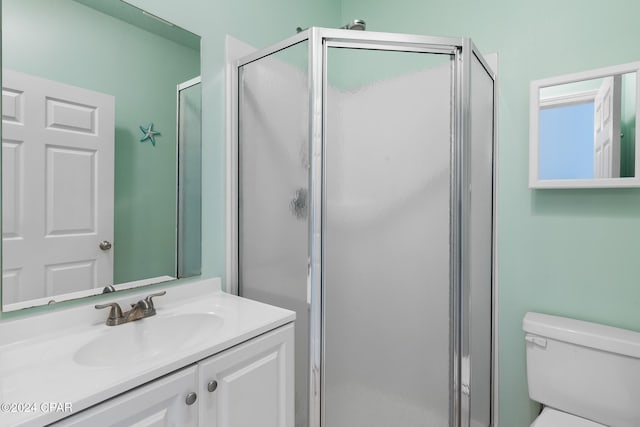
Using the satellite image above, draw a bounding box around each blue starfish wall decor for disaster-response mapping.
[139,123,160,146]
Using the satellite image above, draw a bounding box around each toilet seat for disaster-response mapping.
[531,408,607,427]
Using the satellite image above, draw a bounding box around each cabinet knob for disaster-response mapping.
[207,380,218,392]
[185,392,197,406]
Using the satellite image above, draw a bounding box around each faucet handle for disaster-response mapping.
[95,302,125,326]
[145,290,167,310]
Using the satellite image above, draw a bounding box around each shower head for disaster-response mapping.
[341,19,366,31]
[296,20,366,34]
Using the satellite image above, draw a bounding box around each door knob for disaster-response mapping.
[207,380,218,392]
[99,240,112,250]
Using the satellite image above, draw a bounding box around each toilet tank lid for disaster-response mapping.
[523,312,640,358]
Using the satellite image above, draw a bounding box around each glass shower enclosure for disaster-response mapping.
[177,77,202,278]
[231,28,495,427]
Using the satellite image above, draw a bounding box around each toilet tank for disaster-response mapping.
[523,312,640,427]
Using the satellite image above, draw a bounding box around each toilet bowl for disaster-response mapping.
[523,312,640,427]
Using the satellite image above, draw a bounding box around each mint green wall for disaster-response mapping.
[2,0,199,286]
[339,1,640,426]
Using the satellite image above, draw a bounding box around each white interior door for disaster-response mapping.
[2,69,114,305]
[593,75,621,178]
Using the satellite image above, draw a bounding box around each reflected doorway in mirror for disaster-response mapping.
[538,75,626,180]
[2,69,115,305]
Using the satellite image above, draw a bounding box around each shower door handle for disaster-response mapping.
[290,188,307,219]
[312,365,319,396]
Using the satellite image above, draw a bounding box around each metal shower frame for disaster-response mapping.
[229,27,497,427]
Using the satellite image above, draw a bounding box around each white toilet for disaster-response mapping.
[523,312,640,427]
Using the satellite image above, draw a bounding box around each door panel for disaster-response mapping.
[594,75,621,178]
[199,324,295,427]
[2,139,22,238]
[45,97,97,134]
[46,146,97,234]
[44,260,95,296]
[2,69,114,305]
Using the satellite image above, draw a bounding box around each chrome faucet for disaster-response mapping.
[95,291,166,326]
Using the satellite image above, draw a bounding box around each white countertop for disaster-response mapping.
[0,278,295,427]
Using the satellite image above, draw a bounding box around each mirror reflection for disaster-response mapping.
[530,62,640,188]
[538,73,636,180]
[1,0,202,311]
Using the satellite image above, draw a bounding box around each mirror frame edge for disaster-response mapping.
[529,61,640,189]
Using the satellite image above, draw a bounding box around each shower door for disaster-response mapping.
[323,46,454,426]
[236,40,311,427]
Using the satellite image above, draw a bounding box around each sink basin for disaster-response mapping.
[75,313,224,367]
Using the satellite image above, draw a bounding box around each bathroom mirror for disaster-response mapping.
[1,0,202,311]
[529,62,640,188]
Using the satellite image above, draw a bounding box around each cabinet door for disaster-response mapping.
[199,323,294,427]
[54,366,198,426]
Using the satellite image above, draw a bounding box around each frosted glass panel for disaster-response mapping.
[177,81,201,278]
[324,48,453,426]
[237,41,309,427]
[467,54,494,427]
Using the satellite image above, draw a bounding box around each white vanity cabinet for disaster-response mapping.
[54,323,294,427]
[55,366,199,426]
[0,279,296,427]
[198,323,294,426]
